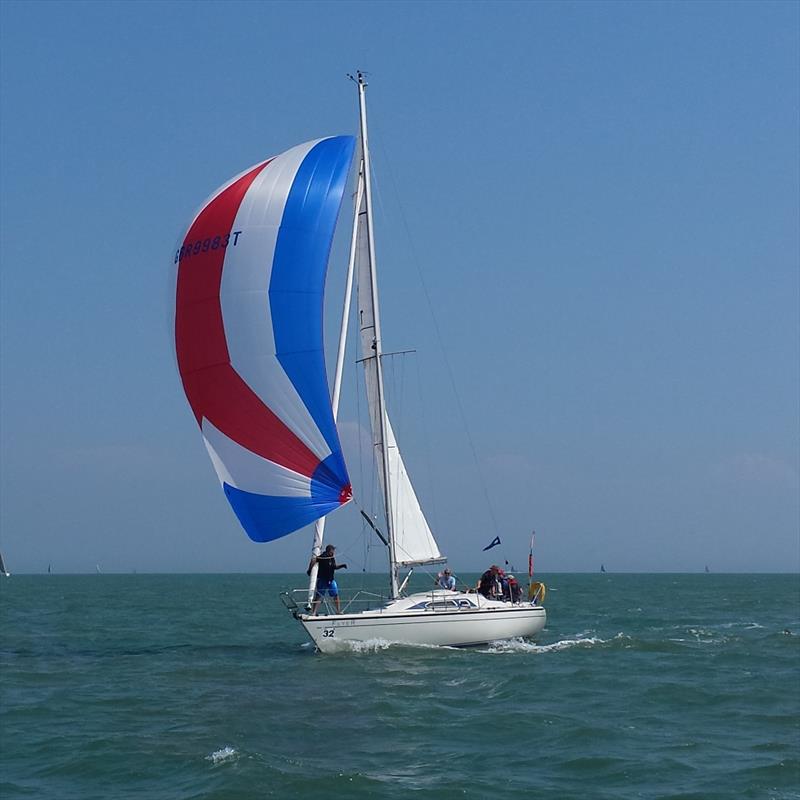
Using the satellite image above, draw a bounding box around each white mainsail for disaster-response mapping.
[354,179,443,568]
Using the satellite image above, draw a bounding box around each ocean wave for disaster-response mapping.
[443,676,470,686]
[720,621,766,630]
[309,634,626,655]
[206,746,238,766]
[326,637,459,654]
[482,633,628,654]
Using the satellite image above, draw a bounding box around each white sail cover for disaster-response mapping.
[354,185,443,566]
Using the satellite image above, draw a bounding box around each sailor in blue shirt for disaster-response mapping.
[436,568,456,591]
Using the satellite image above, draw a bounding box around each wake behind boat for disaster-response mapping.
[173,72,546,652]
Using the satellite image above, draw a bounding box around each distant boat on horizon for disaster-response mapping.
[705,565,710,573]
[600,564,606,573]
[96,564,102,574]
[0,551,9,577]
[47,564,52,574]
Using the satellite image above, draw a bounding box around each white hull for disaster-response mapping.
[297,591,546,653]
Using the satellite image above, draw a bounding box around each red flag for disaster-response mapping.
[528,530,535,579]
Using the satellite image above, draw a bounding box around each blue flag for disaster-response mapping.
[482,536,501,551]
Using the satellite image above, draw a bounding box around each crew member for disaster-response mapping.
[307,544,347,614]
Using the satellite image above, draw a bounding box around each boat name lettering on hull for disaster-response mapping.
[174,230,242,264]
[323,619,356,628]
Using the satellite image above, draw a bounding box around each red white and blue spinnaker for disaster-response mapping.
[174,136,356,542]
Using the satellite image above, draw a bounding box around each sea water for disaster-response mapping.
[1,573,798,799]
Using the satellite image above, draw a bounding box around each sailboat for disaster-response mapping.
[0,552,9,578]
[173,73,546,652]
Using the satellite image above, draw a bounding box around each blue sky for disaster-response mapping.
[1,0,797,574]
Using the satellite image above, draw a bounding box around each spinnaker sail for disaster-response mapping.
[174,136,356,542]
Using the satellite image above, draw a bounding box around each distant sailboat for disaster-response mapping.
[0,552,9,577]
[600,564,606,573]
[47,564,52,574]
[705,565,710,573]
[96,564,102,574]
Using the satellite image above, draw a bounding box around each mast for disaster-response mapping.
[353,71,400,598]
[305,166,365,609]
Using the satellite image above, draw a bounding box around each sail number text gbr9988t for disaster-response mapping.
[174,230,243,264]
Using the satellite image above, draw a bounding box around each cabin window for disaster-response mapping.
[428,600,459,610]
[409,599,475,611]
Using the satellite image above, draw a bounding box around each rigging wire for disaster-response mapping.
[352,294,373,576]
[370,137,458,539]
[414,352,440,534]
[349,496,442,579]
[372,134,502,540]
